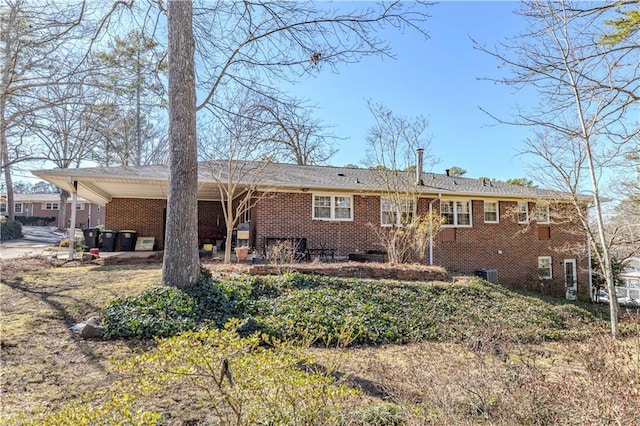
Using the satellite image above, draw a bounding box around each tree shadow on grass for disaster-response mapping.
[3,275,115,369]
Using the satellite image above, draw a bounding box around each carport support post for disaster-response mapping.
[67,180,78,261]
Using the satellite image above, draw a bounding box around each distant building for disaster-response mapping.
[1,193,105,228]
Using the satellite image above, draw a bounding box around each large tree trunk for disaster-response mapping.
[161,0,200,288]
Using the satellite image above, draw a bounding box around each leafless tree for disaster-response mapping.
[0,0,88,221]
[258,98,341,165]
[26,82,104,231]
[364,101,442,263]
[476,1,640,335]
[198,89,281,264]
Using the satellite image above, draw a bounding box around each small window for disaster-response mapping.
[381,197,415,227]
[440,200,455,225]
[535,203,550,224]
[14,203,23,213]
[441,200,472,227]
[517,202,529,224]
[334,196,352,220]
[313,196,331,219]
[313,194,353,221]
[0,203,6,213]
[456,201,471,225]
[538,256,553,280]
[42,202,59,210]
[75,203,85,211]
[484,201,499,223]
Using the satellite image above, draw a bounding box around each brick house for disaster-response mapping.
[1,193,105,228]
[33,161,592,300]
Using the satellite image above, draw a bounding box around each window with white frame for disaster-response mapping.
[538,256,553,280]
[15,203,23,213]
[517,202,529,224]
[535,203,550,224]
[42,202,59,210]
[0,203,6,213]
[440,200,472,227]
[75,203,85,210]
[484,201,499,223]
[381,197,415,227]
[312,194,353,221]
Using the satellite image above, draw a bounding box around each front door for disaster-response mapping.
[564,259,577,300]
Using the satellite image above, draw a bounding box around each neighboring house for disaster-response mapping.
[0,193,105,229]
[33,161,591,300]
[618,257,640,305]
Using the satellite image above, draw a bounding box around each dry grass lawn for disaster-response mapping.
[1,257,638,425]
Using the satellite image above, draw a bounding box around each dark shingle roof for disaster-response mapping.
[200,161,579,200]
[32,161,586,201]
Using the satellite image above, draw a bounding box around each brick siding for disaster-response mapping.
[106,193,589,299]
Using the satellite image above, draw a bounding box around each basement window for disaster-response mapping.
[538,256,553,280]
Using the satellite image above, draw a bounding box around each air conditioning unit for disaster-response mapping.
[475,269,498,283]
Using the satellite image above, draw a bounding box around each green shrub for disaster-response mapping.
[0,216,22,241]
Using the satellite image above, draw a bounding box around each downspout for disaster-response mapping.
[67,180,78,261]
[429,193,441,266]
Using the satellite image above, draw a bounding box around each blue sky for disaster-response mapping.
[285,1,536,180]
[17,1,535,185]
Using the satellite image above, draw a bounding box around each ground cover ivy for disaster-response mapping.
[102,272,599,344]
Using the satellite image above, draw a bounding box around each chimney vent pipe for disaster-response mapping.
[416,148,424,185]
[445,169,450,177]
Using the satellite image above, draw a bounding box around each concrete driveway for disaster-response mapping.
[0,226,64,259]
